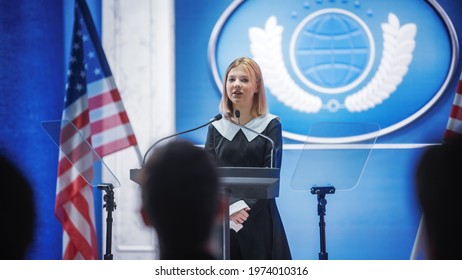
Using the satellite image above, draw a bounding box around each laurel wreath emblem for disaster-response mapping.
[249,13,417,113]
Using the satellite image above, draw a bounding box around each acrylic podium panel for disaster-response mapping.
[42,119,120,188]
[290,122,380,192]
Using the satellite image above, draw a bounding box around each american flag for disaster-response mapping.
[56,0,138,260]
[444,73,462,140]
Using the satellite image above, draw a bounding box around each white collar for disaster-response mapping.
[212,113,279,142]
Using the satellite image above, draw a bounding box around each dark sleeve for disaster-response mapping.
[204,124,216,157]
[264,118,283,169]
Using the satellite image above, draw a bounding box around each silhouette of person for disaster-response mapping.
[0,154,35,260]
[205,57,291,260]
[415,134,462,260]
[140,140,223,259]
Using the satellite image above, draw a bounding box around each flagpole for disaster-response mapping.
[134,145,143,167]
[77,0,112,75]
[410,215,425,259]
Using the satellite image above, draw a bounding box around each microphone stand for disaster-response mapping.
[142,114,222,166]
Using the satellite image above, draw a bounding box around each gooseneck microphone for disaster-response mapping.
[142,114,222,166]
[234,110,275,168]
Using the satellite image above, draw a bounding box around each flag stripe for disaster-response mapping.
[57,167,94,204]
[87,77,115,97]
[90,111,130,135]
[88,88,121,109]
[57,182,97,260]
[59,117,86,144]
[445,117,462,135]
[58,134,92,166]
[57,137,95,171]
[67,186,96,238]
[61,200,97,259]
[58,141,96,172]
[457,79,462,93]
[95,134,138,156]
[63,95,90,127]
[89,100,127,124]
[449,92,462,120]
[444,129,460,140]
[92,123,136,148]
[444,78,462,140]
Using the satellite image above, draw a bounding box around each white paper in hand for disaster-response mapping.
[229,200,249,232]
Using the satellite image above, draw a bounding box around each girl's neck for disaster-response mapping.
[232,107,255,125]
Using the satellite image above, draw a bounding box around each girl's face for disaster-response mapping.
[226,65,257,111]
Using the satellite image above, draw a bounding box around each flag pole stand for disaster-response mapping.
[98,183,116,260]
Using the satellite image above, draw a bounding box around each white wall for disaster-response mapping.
[101,0,175,260]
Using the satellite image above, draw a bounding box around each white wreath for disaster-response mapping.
[249,16,323,113]
[249,14,417,113]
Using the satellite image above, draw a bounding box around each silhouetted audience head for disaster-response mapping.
[140,140,221,259]
[0,154,35,260]
[415,135,462,260]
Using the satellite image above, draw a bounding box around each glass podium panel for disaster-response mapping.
[41,119,120,188]
[290,122,380,192]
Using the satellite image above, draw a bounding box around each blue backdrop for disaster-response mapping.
[175,0,462,260]
[0,0,101,260]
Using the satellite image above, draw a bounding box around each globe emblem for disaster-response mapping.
[290,9,375,94]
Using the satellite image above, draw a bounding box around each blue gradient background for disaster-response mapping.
[175,0,462,260]
[0,0,101,259]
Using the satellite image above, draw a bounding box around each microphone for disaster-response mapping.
[234,110,275,168]
[142,114,222,166]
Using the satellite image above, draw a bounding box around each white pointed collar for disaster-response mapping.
[212,113,279,142]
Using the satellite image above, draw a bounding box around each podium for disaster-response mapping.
[218,166,280,259]
[217,167,280,199]
[130,166,280,260]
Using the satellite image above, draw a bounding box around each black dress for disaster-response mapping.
[205,114,292,260]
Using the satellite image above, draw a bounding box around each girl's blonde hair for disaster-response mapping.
[219,57,268,118]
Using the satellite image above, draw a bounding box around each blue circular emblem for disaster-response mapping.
[208,0,459,143]
[291,8,374,94]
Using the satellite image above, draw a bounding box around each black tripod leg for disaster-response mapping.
[311,186,335,260]
[98,183,115,260]
[104,209,113,260]
[317,195,328,260]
